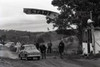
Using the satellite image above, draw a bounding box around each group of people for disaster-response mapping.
[35,42,52,59]
[35,40,65,59]
[35,42,46,59]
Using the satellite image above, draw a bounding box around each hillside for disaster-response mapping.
[0,30,66,44]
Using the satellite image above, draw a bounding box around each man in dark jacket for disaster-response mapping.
[40,43,46,59]
[47,42,52,53]
[58,40,65,58]
[35,42,40,50]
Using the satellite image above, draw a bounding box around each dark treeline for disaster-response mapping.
[0,29,66,44]
[0,30,44,44]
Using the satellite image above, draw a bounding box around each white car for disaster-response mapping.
[18,44,41,60]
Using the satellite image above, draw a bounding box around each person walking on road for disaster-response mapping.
[58,40,65,58]
[40,43,47,59]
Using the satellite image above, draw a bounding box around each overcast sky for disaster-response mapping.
[0,0,58,32]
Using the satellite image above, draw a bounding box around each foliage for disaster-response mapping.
[46,0,100,31]
[0,30,66,44]
[46,0,100,54]
[37,37,44,43]
[52,0,100,11]
[0,30,41,44]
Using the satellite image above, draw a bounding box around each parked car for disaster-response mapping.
[18,44,41,60]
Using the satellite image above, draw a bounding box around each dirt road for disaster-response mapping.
[0,45,82,67]
[0,57,83,67]
[0,45,100,67]
[1,56,100,67]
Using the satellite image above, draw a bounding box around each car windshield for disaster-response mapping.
[24,46,36,50]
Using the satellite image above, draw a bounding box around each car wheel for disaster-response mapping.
[31,57,33,60]
[19,54,23,60]
[26,57,29,60]
[37,56,40,60]
[24,54,28,60]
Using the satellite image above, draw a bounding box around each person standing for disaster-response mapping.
[58,40,65,58]
[40,43,47,59]
[16,42,22,53]
[35,42,40,50]
[47,42,52,53]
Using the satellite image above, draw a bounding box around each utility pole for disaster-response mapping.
[90,11,95,54]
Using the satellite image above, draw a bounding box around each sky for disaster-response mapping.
[0,0,58,32]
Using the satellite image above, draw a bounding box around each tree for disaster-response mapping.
[46,0,100,54]
[51,0,100,26]
[37,37,44,43]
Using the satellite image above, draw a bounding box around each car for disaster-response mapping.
[18,44,41,60]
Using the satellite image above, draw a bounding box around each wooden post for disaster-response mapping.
[91,24,95,54]
[87,29,91,54]
[90,11,95,54]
